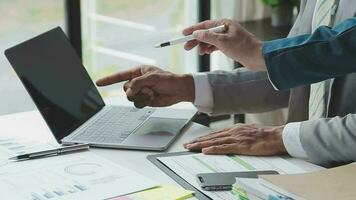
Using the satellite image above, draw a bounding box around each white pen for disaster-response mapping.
[155,24,227,48]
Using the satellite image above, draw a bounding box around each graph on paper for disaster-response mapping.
[64,163,103,176]
[0,152,157,200]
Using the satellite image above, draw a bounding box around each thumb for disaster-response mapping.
[193,30,219,46]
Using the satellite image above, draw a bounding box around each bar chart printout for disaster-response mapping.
[0,151,157,200]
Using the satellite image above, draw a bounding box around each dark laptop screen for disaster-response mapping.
[4,27,105,142]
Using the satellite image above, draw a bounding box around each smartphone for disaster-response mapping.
[196,170,279,191]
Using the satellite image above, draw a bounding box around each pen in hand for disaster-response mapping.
[155,24,227,48]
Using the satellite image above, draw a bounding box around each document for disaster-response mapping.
[0,151,157,200]
[0,137,59,167]
[113,185,194,200]
[259,163,356,200]
[0,137,59,157]
[158,153,307,200]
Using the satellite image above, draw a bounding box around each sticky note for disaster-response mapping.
[129,185,194,200]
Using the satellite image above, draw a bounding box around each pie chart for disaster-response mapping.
[64,163,103,176]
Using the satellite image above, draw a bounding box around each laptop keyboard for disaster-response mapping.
[72,107,155,143]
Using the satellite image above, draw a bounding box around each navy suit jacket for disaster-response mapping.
[263,17,356,90]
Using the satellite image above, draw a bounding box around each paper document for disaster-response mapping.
[113,185,194,200]
[259,163,356,200]
[0,151,157,200]
[0,137,59,157]
[0,137,59,167]
[158,153,307,200]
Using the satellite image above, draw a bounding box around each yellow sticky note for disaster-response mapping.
[131,185,194,200]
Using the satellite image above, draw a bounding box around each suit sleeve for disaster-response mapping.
[206,68,290,115]
[300,114,356,166]
[263,17,356,90]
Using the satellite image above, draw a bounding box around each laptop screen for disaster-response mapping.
[4,27,105,142]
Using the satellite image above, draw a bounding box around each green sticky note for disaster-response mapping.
[130,185,194,200]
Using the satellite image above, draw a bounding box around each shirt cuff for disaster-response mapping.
[266,69,280,91]
[282,122,308,159]
[192,73,213,113]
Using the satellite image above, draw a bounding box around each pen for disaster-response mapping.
[268,194,294,200]
[9,143,90,161]
[155,24,227,48]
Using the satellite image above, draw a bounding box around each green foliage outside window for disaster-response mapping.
[261,0,299,7]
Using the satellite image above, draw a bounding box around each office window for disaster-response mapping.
[0,0,65,115]
[81,0,198,98]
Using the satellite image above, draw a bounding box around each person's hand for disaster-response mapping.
[183,19,266,71]
[184,124,287,156]
[96,65,195,108]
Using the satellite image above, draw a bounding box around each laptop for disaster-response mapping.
[4,27,196,151]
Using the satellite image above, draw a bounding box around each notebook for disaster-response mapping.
[259,163,356,200]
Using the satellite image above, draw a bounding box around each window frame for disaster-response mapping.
[65,0,211,71]
[65,0,82,58]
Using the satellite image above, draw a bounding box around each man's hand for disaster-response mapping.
[96,65,195,108]
[183,19,266,71]
[184,124,287,156]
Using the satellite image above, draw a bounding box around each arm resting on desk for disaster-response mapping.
[300,114,356,166]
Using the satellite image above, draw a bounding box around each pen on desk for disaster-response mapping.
[9,143,90,161]
[268,194,294,200]
[155,24,227,48]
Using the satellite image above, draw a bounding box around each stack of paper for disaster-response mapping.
[112,185,194,200]
[235,177,281,199]
[259,163,356,200]
[157,153,313,200]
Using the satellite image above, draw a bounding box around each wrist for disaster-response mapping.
[274,126,287,155]
[178,74,195,103]
[249,39,266,71]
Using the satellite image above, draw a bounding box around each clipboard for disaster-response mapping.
[147,151,211,200]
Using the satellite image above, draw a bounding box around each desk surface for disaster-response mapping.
[0,109,322,195]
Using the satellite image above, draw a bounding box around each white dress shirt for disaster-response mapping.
[192,74,308,159]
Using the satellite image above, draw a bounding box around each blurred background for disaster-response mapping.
[0,0,299,127]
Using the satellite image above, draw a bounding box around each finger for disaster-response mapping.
[182,20,222,36]
[198,42,211,55]
[184,40,199,51]
[186,128,230,144]
[202,144,238,155]
[206,46,218,54]
[127,87,155,108]
[198,43,217,55]
[184,129,231,145]
[132,94,152,108]
[127,93,150,102]
[126,74,158,96]
[140,87,155,101]
[96,67,142,86]
[185,137,237,151]
[123,81,130,92]
[193,30,223,46]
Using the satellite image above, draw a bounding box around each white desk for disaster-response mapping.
[0,109,322,196]
[0,110,212,184]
